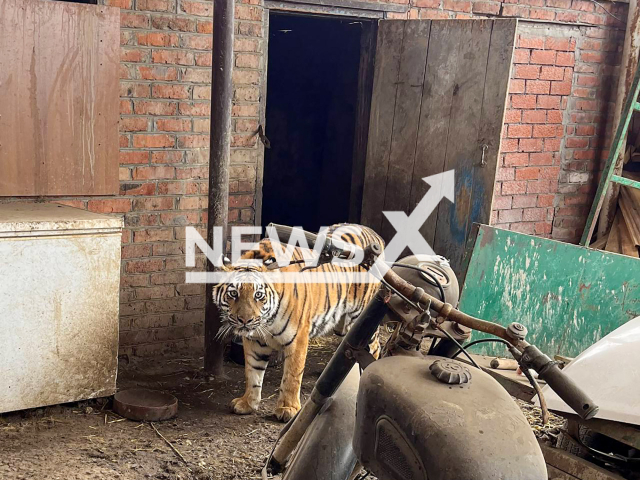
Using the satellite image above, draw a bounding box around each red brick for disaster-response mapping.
[134,101,178,116]
[152,151,184,164]
[235,5,262,20]
[576,124,596,136]
[539,66,565,81]
[152,49,195,66]
[504,109,522,123]
[519,138,544,152]
[133,229,174,243]
[493,195,513,210]
[504,152,529,166]
[530,152,555,165]
[529,8,555,21]
[120,183,156,196]
[510,79,526,94]
[121,12,149,29]
[88,199,132,214]
[177,135,210,148]
[133,166,176,180]
[126,259,165,274]
[546,0,570,7]
[576,74,598,87]
[526,80,551,94]
[502,181,528,195]
[514,65,540,80]
[555,11,578,23]
[496,167,515,181]
[181,34,213,51]
[121,48,147,63]
[545,37,575,51]
[512,95,537,109]
[156,119,192,132]
[547,110,563,124]
[197,20,213,34]
[195,52,213,67]
[537,194,555,207]
[512,195,538,208]
[133,134,175,149]
[180,0,213,16]
[120,117,149,133]
[527,179,552,194]
[515,167,540,180]
[132,197,175,211]
[544,138,562,152]
[414,0,441,6]
[533,124,560,138]
[499,208,523,222]
[571,0,594,12]
[137,0,175,12]
[151,15,196,32]
[537,95,561,109]
[501,138,519,152]
[566,137,589,148]
[531,50,556,65]
[472,1,501,14]
[179,102,211,116]
[152,84,190,99]
[137,32,179,47]
[523,208,546,221]
[576,100,597,111]
[556,52,575,66]
[522,110,546,124]
[519,37,544,49]
[508,124,532,138]
[510,223,536,235]
[539,166,561,180]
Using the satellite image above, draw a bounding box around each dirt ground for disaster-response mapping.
[0,338,554,480]
[0,339,340,480]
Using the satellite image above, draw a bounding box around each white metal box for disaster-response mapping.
[0,203,122,413]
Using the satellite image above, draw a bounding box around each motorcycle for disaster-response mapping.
[262,224,598,480]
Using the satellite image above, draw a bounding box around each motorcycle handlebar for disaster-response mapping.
[267,224,598,420]
[520,345,599,420]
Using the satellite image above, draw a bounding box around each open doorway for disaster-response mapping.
[261,12,372,232]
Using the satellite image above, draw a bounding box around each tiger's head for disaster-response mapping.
[212,262,280,341]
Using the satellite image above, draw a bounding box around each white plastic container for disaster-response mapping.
[0,203,122,413]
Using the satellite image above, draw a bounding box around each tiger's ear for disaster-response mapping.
[214,256,233,272]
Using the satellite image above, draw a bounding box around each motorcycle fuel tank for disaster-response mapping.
[353,356,547,480]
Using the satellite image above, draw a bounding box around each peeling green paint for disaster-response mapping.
[459,226,640,357]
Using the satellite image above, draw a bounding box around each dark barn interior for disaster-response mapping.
[261,13,368,232]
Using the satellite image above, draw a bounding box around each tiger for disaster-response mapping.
[212,223,384,422]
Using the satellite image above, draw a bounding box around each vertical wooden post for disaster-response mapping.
[204,0,234,375]
[597,0,640,238]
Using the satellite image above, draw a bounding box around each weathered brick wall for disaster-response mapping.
[490,26,623,241]
[1,0,628,355]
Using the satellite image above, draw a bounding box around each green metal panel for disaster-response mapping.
[459,225,640,357]
[611,174,640,189]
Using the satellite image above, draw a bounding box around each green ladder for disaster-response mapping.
[580,61,640,246]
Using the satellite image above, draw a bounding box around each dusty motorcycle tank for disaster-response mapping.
[354,355,547,480]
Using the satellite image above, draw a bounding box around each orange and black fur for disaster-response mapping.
[211,224,384,421]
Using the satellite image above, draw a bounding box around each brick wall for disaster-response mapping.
[2,0,628,355]
[102,0,264,356]
[490,25,623,241]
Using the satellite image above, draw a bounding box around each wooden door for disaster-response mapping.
[360,19,516,278]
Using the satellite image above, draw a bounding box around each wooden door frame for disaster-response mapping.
[254,6,380,229]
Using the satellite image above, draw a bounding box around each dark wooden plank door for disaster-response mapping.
[360,19,516,278]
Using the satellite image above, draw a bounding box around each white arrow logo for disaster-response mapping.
[381,170,455,264]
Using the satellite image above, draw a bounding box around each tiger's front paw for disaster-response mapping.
[231,396,257,415]
[274,405,299,422]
